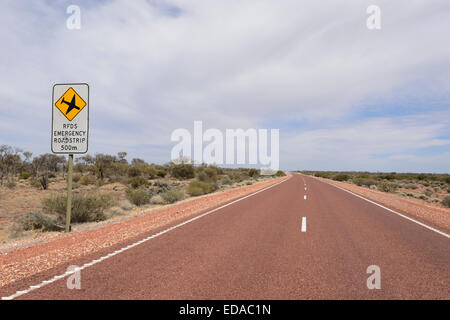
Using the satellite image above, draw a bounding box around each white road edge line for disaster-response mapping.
[301,217,307,232]
[314,177,450,239]
[1,176,292,300]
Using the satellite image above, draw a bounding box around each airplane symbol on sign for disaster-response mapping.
[61,95,80,115]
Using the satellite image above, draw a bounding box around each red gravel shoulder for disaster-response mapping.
[316,177,450,232]
[0,176,288,287]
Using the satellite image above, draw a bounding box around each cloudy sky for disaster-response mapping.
[1,0,449,172]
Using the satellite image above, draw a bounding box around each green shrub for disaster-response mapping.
[156,169,167,178]
[442,196,450,208]
[161,189,185,204]
[333,174,350,182]
[128,176,149,189]
[21,172,31,180]
[154,180,171,194]
[170,163,195,179]
[403,184,418,190]
[221,176,232,185]
[42,194,113,223]
[20,211,60,231]
[125,189,150,206]
[127,165,142,177]
[247,169,260,177]
[314,172,331,179]
[353,178,377,187]
[275,170,286,177]
[377,182,398,193]
[186,180,216,196]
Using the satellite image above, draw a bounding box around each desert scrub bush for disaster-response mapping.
[142,165,157,179]
[333,174,350,182]
[156,169,167,178]
[127,165,142,177]
[125,189,150,206]
[424,189,433,197]
[153,180,172,194]
[314,172,331,179]
[21,172,31,180]
[442,196,450,208]
[186,180,216,196]
[353,178,377,187]
[42,194,113,223]
[80,174,96,186]
[6,181,16,189]
[196,166,219,183]
[170,163,195,179]
[275,170,286,177]
[403,184,418,190]
[221,176,233,185]
[161,189,185,204]
[377,182,398,193]
[19,211,60,231]
[119,199,134,210]
[128,176,149,189]
[72,173,81,183]
[247,168,260,177]
[150,194,164,204]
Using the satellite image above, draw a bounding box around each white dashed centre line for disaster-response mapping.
[301,217,307,232]
[304,195,307,200]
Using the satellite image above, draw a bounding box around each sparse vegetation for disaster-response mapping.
[377,182,398,193]
[333,174,350,182]
[128,176,149,189]
[0,144,283,239]
[19,210,60,232]
[187,180,216,196]
[42,194,113,223]
[275,170,286,177]
[125,189,150,206]
[170,162,195,179]
[442,196,450,208]
[161,189,185,204]
[301,170,450,205]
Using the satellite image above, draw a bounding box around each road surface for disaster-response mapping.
[2,174,449,299]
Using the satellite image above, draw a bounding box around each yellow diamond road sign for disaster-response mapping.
[54,87,87,121]
[52,83,89,154]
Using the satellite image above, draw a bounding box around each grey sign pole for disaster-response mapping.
[66,154,73,232]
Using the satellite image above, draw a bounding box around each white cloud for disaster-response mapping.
[0,0,449,171]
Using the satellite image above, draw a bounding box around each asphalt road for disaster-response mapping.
[5,174,450,299]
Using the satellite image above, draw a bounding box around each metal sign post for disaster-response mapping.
[66,154,73,232]
[52,83,89,232]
